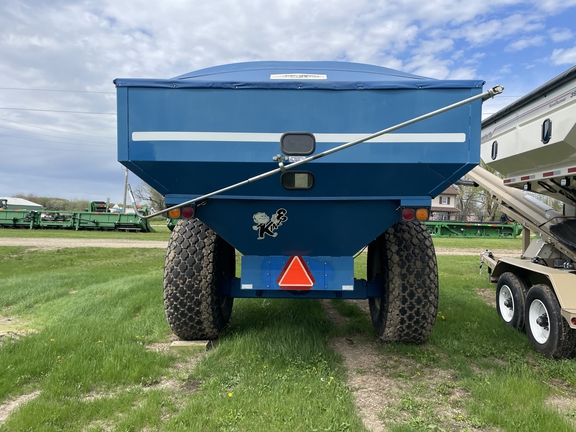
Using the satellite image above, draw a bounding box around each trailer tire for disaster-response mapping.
[496,272,527,331]
[525,284,576,359]
[368,220,438,343]
[163,218,235,340]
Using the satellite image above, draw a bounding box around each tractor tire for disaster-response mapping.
[496,272,527,331]
[525,284,576,359]
[163,218,235,340]
[368,219,438,343]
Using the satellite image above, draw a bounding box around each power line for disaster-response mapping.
[0,116,115,139]
[0,107,115,115]
[0,123,114,145]
[0,131,114,148]
[0,87,114,94]
[0,140,114,153]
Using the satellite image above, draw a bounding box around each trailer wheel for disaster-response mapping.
[496,272,527,331]
[163,218,235,340]
[525,284,576,359]
[368,220,438,343]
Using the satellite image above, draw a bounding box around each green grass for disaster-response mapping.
[348,253,576,431]
[0,224,172,240]
[165,299,362,431]
[432,236,523,250]
[0,247,364,431]
[1,236,576,431]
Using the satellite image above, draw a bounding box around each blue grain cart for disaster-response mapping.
[115,61,494,342]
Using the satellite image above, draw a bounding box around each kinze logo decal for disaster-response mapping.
[252,208,288,239]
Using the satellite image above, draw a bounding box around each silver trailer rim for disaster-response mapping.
[528,299,550,344]
[498,285,514,323]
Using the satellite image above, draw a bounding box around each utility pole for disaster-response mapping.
[122,167,129,213]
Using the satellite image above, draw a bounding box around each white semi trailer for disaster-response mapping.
[474,65,576,359]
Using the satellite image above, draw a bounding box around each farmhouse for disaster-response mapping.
[430,187,459,221]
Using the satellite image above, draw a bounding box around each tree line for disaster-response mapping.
[10,193,119,212]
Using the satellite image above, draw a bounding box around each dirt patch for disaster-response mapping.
[321,300,491,432]
[81,337,206,405]
[320,299,350,327]
[322,300,391,431]
[330,336,397,432]
[476,288,496,308]
[0,315,32,347]
[0,391,41,426]
[545,394,576,428]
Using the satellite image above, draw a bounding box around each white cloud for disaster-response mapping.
[551,47,576,65]
[536,0,576,12]
[413,38,455,55]
[498,64,513,74]
[447,67,478,80]
[549,28,573,42]
[506,36,545,51]
[403,54,452,79]
[460,13,544,46]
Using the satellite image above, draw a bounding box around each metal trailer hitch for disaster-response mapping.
[128,85,504,219]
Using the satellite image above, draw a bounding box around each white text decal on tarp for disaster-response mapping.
[270,74,327,80]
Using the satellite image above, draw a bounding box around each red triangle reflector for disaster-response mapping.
[277,256,315,290]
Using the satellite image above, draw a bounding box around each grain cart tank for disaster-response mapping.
[115,61,494,342]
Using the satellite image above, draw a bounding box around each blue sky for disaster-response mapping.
[1,0,576,204]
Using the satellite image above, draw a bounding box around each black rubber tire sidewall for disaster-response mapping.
[368,220,439,343]
[163,218,235,340]
[525,284,576,359]
[496,272,527,331]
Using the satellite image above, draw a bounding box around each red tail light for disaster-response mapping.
[402,208,415,221]
[181,206,195,219]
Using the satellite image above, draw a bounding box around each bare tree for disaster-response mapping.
[460,161,501,221]
[454,184,483,220]
[133,182,165,212]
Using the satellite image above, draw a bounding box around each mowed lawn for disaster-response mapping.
[0,234,575,431]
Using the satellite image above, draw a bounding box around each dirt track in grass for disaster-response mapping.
[0,237,168,250]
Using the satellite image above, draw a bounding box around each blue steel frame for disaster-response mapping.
[222,276,382,299]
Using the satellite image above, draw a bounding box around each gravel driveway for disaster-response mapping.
[0,238,168,250]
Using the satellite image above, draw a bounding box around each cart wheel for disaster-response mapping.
[525,284,576,359]
[368,219,438,343]
[163,218,235,340]
[496,272,527,331]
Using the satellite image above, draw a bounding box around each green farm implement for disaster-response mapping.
[0,202,154,232]
[425,220,522,238]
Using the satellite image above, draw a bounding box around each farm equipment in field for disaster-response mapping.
[0,201,155,232]
[474,65,576,358]
[86,201,109,212]
[424,220,523,238]
[115,61,500,343]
